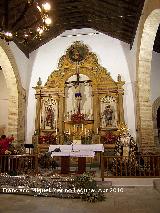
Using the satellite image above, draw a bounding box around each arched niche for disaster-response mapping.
[65,74,92,116]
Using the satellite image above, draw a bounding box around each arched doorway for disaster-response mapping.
[136,9,160,152]
[0,40,26,141]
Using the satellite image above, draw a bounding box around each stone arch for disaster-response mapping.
[136,9,160,152]
[0,40,25,142]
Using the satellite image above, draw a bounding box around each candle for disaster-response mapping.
[56,128,58,135]
[85,128,86,135]
[82,124,84,131]
[97,128,98,134]
[55,119,57,129]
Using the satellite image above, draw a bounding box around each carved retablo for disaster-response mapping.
[33,41,125,147]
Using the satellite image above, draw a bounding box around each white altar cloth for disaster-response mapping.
[51,150,95,158]
[49,144,104,153]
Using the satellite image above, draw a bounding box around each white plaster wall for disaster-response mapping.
[9,42,30,90]
[0,71,8,130]
[26,28,136,142]
[151,51,160,103]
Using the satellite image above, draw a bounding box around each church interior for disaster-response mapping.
[0,0,160,212]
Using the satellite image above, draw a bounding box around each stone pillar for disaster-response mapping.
[8,95,18,138]
[137,59,155,153]
[137,101,155,152]
[17,89,26,142]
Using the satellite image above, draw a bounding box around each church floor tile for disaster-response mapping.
[0,186,160,213]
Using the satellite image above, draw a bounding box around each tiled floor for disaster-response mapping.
[0,187,160,213]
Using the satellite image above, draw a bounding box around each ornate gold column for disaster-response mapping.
[93,91,100,134]
[117,75,125,125]
[35,93,41,133]
[33,78,43,134]
[58,93,65,143]
[118,91,124,124]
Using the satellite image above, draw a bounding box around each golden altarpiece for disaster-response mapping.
[33,41,125,152]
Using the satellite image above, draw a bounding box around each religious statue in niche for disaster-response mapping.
[41,97,57,129]
[101,96,117,128]
[65,72,92,122]
[119,132,131,158]
[74,82,82,112]
[103,105,113,126]
[45,106,55,128]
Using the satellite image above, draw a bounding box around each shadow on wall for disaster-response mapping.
[119,42,136,138]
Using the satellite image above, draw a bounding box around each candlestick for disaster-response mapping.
[55,119,57,129]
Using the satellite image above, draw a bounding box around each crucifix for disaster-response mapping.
[65,62,91,113]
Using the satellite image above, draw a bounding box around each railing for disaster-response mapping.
[0,154,160,180]
[101,155,160,180]
[0,154,38,175]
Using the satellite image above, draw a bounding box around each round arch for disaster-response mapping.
[0,40,25,141]
[136,9,160,152]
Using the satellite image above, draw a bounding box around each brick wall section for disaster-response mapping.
[0,40,26,142]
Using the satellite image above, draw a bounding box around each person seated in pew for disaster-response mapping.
[0,134,14,154]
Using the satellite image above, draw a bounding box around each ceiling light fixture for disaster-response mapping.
[0,0,52,44]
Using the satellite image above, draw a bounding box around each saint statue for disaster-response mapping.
[103,105,113,126]
[74,83,82,112]
[120,132,130,158]
[45,106,55,129]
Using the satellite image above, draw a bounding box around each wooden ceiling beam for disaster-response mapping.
[111,0,142,7]
[56,0,82,4]
[86,9,136,25]
[87,0,136,18]
[87,15,134,33]
[130,0,145,48]
[9,0,146,54]
[100,0,138,12]
[92,25,131,44]
[90,21,132,38]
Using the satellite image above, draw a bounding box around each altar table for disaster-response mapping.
[49,144,104,174]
